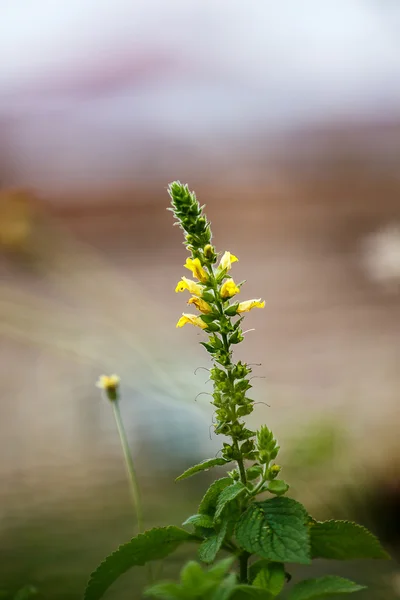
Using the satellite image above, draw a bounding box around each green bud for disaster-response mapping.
[235,379,251,392]
[211,368,227,382]
[269,446,280,460]
[246,465,263,481]
[216,423,230,435]
[237,405,252,417]
[204,322,220,333]
[229,329,244,344]
[267,464,281,479]
[267,479,289,496]
[224,303,239,317]
[231,423,243,436]
[228,469,240,481]
[201,291,215,304]
[203,244,217,262]
[240,440,255,456]
[259,450,270,464]
[222,444,235,460]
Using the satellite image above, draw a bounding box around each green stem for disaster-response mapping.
[239,552,250,584]
[233,440,247,486]
[112,401,144,534]
[206,266,247,488]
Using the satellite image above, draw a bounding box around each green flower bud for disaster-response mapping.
[229,329,244,344]
[268,464,281,479]
[228,469,240,481]
[240,440,255,456]
[246,465,263,481]
[267,479,289,496]
[237,405,252,417]
[259,450,270,464]
[222,444,235,460]
[216,423,230,435]
[231,423,243,437]
[203,244,217,262]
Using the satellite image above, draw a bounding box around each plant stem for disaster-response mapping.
[239,552,249,584]
[207,266,248,488]
[112,400,144,534]
[233,440,247,486]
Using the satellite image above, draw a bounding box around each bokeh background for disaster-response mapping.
[1,1,400,598]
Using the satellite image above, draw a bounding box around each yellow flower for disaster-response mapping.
[187,296,213,314]
[237,299,265,313]
[96,374,120,390]
[218,251,238,271]
[184,257,208,282]
[220,279,240,299]
[96,374,120,401]
[175,276,203,295]
[176,313,207,329]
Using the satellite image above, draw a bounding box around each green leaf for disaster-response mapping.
[310,520,390,560]
[84,526,196,600]
[199,478,232,515]
[200,342,217,353]
[180,561,217,595]
[250,561,285,596]
[287,576,366,600]
[144,582,187,600]
[230,585,274,599]
[200,314,220,324]
[208,557,236,579]
[183,514,215,529]
[176,458,229,482]
[145,558,236,600]
[224,303,239,317]
[14,588,38,600]
[235,497,311,564]
[267,480,289,496]
[211,573,237,600]
[202,292,216,303]
[214,482,246,521]
[198,520,228,564]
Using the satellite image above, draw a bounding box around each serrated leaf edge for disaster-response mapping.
[176,458,229,482]
[84,526,197,600]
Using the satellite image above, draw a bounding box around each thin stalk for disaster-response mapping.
[239,552,250,584]
[112,401,144,533]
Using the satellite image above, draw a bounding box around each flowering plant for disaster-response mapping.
[85,182,389,600]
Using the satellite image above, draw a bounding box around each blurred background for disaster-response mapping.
[1,1,400,598]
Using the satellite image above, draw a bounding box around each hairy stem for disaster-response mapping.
[207,266,248,487]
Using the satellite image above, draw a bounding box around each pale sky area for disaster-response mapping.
[1,0,400,190]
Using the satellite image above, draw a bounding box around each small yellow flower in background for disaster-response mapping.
[237,299,265,313]
[220,279,240,299]
[218,251,238,271]
[187,296,213,314]
[175,276,203,296]
[96,374,120,401]
[184,257,208,282]
[176,313,208,329]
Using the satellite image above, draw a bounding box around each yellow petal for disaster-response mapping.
[96,374,120,390]
[187,296,213,314]
[184,257,208,282]
[237,299,265,313]
[175,276,203,295]
[218,251,239,271]
[220,279,240,299]
[176,313,207,329]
